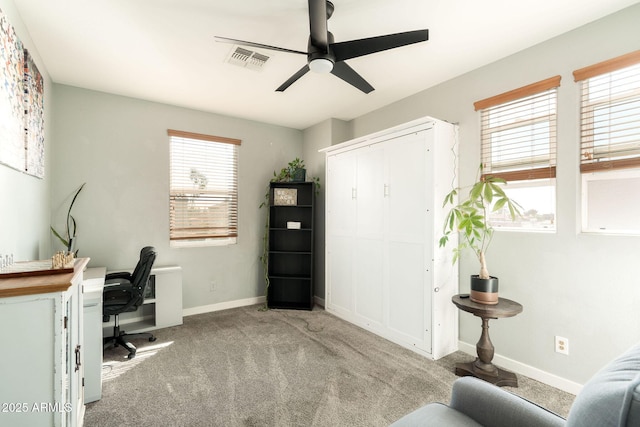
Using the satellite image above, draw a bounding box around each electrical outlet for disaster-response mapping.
[209,281,216,292]
[555,336,569,355]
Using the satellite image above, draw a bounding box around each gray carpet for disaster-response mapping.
[85,305,575,426]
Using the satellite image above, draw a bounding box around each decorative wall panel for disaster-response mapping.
[24,49,44,178]
[0,8,25,173]
[0,9,45,178]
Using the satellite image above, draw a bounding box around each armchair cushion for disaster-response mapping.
[390,402,481,426]
[449,376,564,427]
[566,343,640,427]
[391,377,564,427]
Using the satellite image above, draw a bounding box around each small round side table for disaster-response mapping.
[452,294,523,387]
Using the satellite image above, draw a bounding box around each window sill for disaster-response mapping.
[170,237,237,248]
[492,226,556,234]
[580,229,640,237]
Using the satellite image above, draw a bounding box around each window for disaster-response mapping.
[168,129,240,246]
[474,76,561,231]
[574,50,640,234]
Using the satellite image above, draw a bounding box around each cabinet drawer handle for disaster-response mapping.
[352,188,357,199]
[75,345,81,372]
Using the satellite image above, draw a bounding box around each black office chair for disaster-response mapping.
[103,246,157,359]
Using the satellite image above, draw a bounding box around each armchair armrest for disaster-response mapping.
[450,377,565,427]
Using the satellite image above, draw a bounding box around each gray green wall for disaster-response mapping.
[51,85,302,309]
[346,4,640,387]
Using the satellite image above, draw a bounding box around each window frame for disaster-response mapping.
[168,129,241,247]
[581,168,640,235]
[474,76,561,232]
[574,50,640,234]
[574,50,640,173]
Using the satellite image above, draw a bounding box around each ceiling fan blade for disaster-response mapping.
[308,0,329,51]
[331,29,429,62]
[331,61,374,94]
[276,65,311,92]
[215,36,307,55]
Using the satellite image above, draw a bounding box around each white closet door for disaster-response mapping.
[355,147,385,237]
[323,117,458,360]
[385,131,431,351]
[354,146,385,324]
[326,152,357,314]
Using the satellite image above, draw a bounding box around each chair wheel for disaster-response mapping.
[127,352,136,359]
[149,336,157,342]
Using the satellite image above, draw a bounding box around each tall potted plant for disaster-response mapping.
[439,165,521,304]
[51,183,85,255]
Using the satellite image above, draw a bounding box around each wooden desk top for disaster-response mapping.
[0,258,89,298]
[452,294,523,319]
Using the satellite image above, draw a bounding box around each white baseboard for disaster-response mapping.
[458,341,582,395]
[183,296,266,317]
[184,295,326,317]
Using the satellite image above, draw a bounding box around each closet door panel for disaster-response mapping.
[386,131,427,241]
[355,237,384,324]
[327,152,356,237]
[387,241,428,350]
[356,148,384,239]
[327,235,354,313]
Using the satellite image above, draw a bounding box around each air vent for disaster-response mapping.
[226,46,270,71]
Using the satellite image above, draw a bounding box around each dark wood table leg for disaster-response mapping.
[455,316,518,387]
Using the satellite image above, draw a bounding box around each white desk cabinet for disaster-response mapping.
[0,258,89,427]
[321,117,459,360]
[83,267,106,403]
[102,265,183,335]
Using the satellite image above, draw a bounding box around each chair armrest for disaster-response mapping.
[105,271,132,281]
[104,275,134,295]
[103,280,134,292]
[449,377,565,427]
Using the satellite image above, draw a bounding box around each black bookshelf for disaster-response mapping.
[267,181,315,310]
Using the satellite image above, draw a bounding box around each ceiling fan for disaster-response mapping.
[215,0,428,93]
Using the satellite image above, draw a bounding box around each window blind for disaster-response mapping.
[573,50,640,173]
[168,129,240,242]
[475,76,560,181]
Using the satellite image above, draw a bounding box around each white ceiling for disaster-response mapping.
[12,0,639,130]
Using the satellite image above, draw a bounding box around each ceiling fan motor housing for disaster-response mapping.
[308,31,335,73]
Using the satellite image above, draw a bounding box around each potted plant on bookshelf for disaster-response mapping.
[258,159,320,309]
[439,165,521,305]
[287,157,306,182]
[51,183,86,255]
[267,157,316,183]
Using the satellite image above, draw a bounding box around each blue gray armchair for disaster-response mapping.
[391,342,640,426]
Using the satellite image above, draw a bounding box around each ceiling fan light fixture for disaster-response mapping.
[309,58,334,74]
